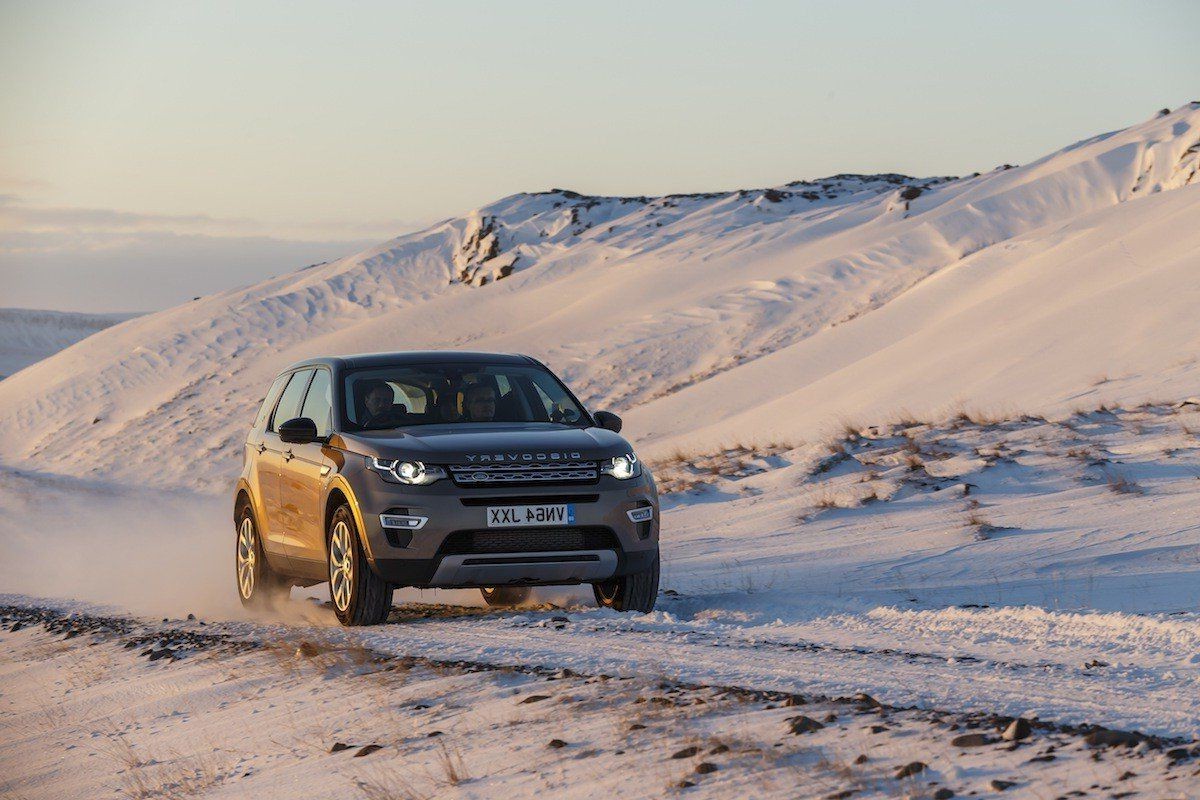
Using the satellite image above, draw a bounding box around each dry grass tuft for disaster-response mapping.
[434,740,470,786]
[1105,472,1143,495]
[966,512,990,528]
[811,492,845,510]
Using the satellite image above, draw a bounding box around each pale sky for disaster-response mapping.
[2,0,1197,312]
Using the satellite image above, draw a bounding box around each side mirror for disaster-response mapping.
[593,410,622,433]
[278,417,320,444]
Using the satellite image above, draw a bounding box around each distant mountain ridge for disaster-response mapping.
[0,308,137,379]
[0,103,1197,491]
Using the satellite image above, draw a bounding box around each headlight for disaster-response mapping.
[601,453,641,480]
[368,457,447,485]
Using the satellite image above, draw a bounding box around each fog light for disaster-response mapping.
[626,507,653,523]
[380,513,428,530]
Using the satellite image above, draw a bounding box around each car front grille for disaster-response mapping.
[437,526,618,556]
[447,461,599,486]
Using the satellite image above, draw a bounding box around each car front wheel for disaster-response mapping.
[592,550,660,612]
[328,505,392,626]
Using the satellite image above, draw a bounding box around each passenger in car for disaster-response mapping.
[463,383,497,422]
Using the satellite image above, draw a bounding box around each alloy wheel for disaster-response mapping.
[329,520,354,611]
[236,516,256,599]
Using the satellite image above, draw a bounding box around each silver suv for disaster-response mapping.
[234,351,660,625]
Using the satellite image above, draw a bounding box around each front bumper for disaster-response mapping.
[346,467,660,588]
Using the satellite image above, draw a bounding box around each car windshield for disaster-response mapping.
[343,363,590,431]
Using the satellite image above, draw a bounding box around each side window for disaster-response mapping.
[299,369,333,437]
[269,369,314,432]
[254,373,292,431]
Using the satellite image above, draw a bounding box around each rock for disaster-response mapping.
[1003,718,1032,741]
[933,789,955,800]
[787,715,825,735]
[186,613,196,621]
[709,744,730,754]
[10,622,23,632]
[952,733,992,747]
[1085,728,1142,747]
[853,692,882,709]
[826,791,855,799]
[869,725,888,734]
[670,746,701,759]
[148,648,174,661]
[676,780,695,788]
[782,694,807,707]
[695,762,718,774]
[1166,747,1190,761]
[520,694,551,704]
[823,712,838,723]
[1117,770,1136,781]
[547,739,567,749]
[990,779,1015,791]
[329,742,354,753]
[628,723,646,731]
[894,761,926,779]
[353,744,383,757]
[295,641,320,658]
[1025,754,1055,763]
[853,754,869,764]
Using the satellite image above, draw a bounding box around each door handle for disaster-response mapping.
[282,449,294,462]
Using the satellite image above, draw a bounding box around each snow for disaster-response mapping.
[1,103,1200,794]
[0,307,135,379]
[2,604,1195,800]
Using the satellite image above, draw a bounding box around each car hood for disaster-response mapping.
[332,423,633,464]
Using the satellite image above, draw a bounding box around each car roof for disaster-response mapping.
[280,350,538,373]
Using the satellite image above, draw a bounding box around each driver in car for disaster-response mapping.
[463,383,497,422]
[360,380,400,428]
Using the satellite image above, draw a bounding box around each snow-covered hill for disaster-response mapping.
[0,308,136,379]
[0,104,1197,490]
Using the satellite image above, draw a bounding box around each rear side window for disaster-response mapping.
[299,369,333,437]
[254,373,291,431]
[269,369,314,432]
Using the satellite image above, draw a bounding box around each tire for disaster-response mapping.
[327,505,392,626]
[592,550,660,612]
[235,498,290,609]
[480,586,532,607]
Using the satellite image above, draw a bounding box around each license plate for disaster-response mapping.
[486,504,575,528]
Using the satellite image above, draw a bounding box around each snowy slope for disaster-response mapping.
[0,307,135,379]
[0,103,1196,490]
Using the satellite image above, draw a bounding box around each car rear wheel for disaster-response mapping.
[480,586,532,606]
[592,550,660,612]
[235,499,290,608]
[328,505,392,626]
